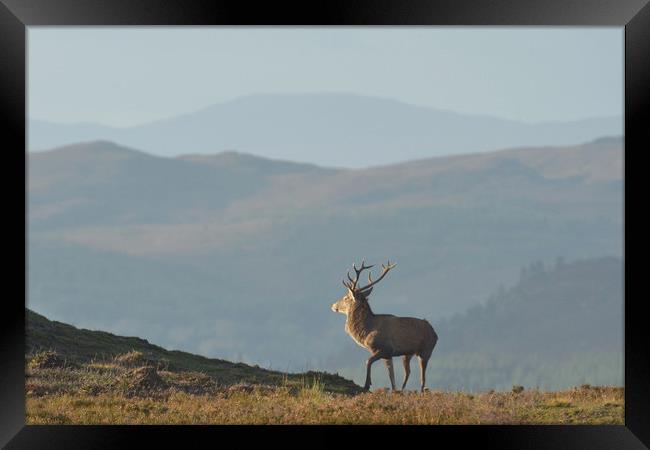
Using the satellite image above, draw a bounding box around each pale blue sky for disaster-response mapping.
[28,27,623,127]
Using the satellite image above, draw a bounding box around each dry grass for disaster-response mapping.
[25,350,624,425]
[27,383,624,425]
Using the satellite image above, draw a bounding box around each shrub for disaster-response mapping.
[28,351,67,370]
[118,366,169,397]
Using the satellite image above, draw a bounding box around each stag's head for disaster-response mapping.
[331,260,396,315]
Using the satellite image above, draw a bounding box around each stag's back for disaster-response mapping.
[372,314,437,357]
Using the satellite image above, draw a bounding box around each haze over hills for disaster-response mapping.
[29,93,622,167]
[27,137,623,388]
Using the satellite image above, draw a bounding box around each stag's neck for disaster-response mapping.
[345,301,375,344]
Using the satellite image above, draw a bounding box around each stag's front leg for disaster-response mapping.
[384,358,396,391]
[364,353,382,391]
[401,355,412,391]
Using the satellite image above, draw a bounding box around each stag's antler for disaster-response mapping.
[358,260,397,293]
[342,260,374,291]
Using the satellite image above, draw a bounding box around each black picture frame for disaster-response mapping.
[1,0,648,448]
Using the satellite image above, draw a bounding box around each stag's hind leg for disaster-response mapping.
[401,355,412,391]
[384,358,396,391]
[418,354,430,393]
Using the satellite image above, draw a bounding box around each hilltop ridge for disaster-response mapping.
[26,308,361,394]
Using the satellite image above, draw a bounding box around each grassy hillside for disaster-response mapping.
[25,310,623,425]
[28,140,331,230]
[26,309,360,394]
[27,386,624,425]
[29,137,622,232]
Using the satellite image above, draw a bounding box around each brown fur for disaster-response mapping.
[332,284,438,392]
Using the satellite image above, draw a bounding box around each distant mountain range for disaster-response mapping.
[29,93,622,167]
[27,137,623,386]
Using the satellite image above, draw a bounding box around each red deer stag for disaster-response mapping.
[331,260,438,392]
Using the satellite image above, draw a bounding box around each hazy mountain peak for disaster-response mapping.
[177,149,331,173]
[589,135,623,146]
[33,140,150,159]
[29,93,622,166]
[220,91,418,108]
